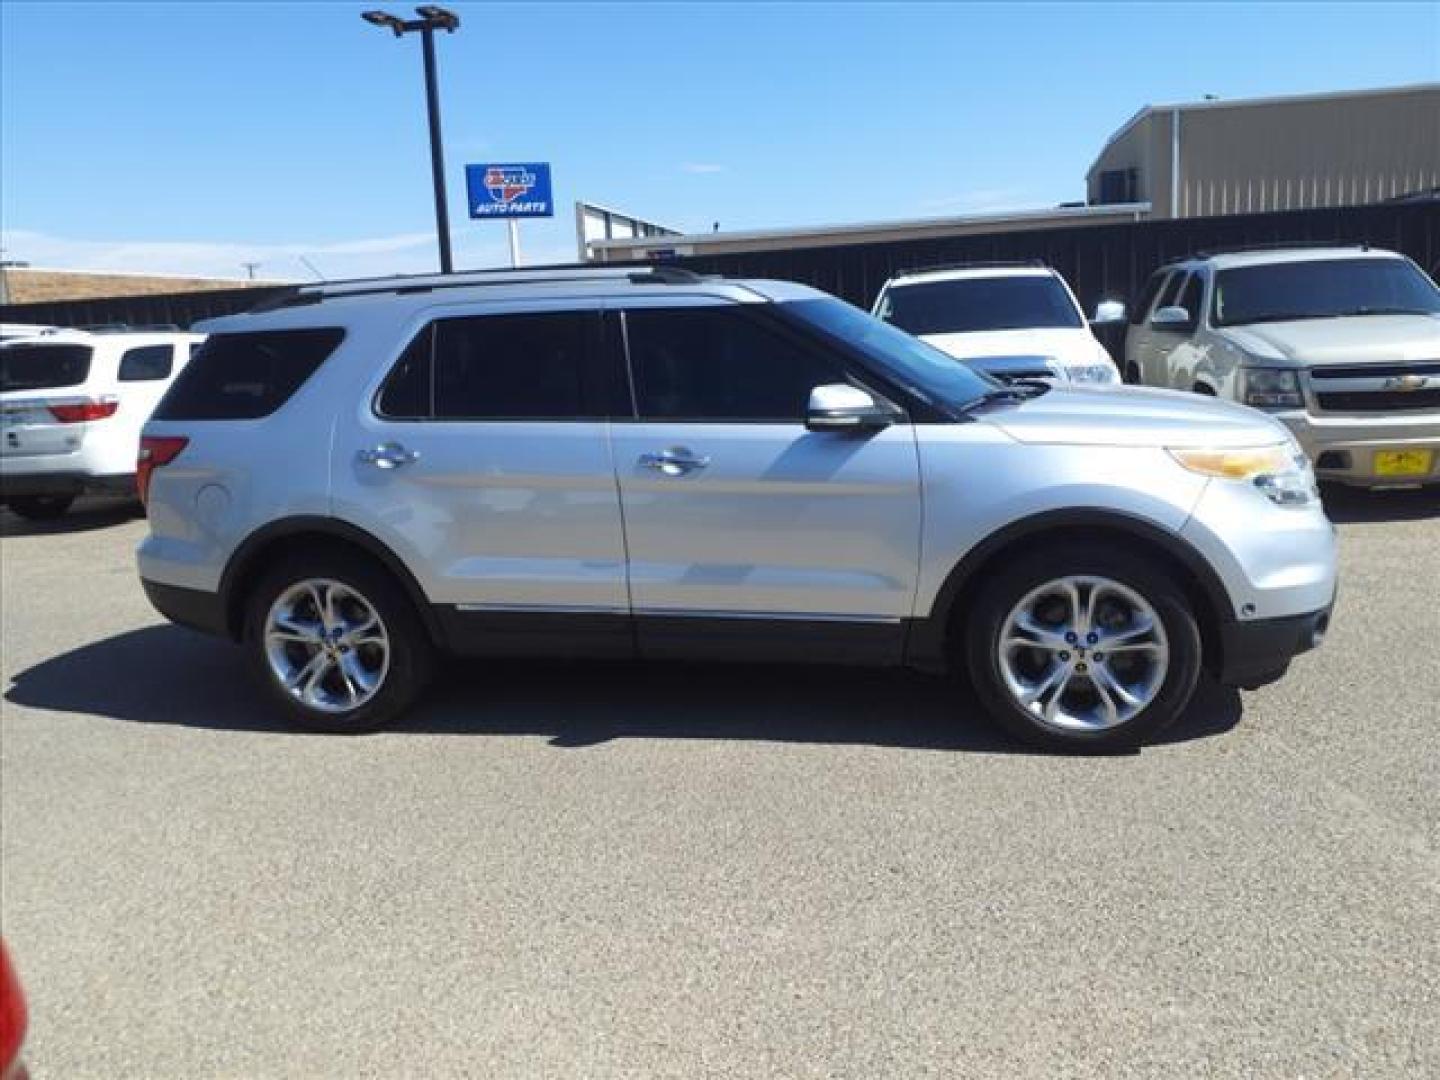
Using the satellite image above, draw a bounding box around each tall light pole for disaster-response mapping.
[362,6,460,274]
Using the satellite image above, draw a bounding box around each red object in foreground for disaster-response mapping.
[137,435,189,507]
[0,939,27,1080]
[47,398,119,424]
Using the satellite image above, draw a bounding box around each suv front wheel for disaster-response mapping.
[965,544,1202,751]
[244,551,435,733]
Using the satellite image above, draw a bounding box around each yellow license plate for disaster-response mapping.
[1374,449,1435,477]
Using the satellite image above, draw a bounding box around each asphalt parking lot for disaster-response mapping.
[1,489,1438,1078]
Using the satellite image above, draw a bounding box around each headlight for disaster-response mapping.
[1169,444,1319,507]
[1242,367,1302,409]
[1067,363,1120,385]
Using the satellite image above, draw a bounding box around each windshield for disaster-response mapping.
[0,344,93,393]
[1213,257,1440,327]
[782,296,998,413]
[878,275,1084,335]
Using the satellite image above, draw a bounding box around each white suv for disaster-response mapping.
[1,328,204,519]
[137,268,1336,751]
[872,263,1122,385]
[1123,246,1440,487]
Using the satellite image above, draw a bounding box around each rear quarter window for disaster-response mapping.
[117,344,175,382]
[154,328,344,420]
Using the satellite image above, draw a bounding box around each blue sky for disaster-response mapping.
[2,1,1436,281]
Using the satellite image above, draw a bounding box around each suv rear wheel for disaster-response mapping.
[964,544,1202,751]
[244,551,435,733]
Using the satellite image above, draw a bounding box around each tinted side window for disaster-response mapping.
[117,344,174,382]
[1130,271,1168,325]
[432,312,588,420]
[625,306,843,422]
[155,328,344,420]
[376,325,432,419]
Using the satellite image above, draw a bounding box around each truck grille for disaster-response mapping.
[1309,361,1440,413]
[1314,389,1440,412]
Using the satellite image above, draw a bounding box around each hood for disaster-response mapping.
[1220,312,1440,366]
[980,385,1290,448]
[920,327,1106,369]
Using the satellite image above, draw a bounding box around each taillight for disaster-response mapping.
[137,435,189,507]
[47,397,119,423]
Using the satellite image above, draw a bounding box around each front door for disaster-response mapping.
[608,302,922,663]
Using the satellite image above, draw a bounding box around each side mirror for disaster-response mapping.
[806,384,897,433]
[1091,299,1126,324]
[1151,305,1191,329]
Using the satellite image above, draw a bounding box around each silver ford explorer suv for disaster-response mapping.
[1124,245,1440,487]
[137,267,1337,751]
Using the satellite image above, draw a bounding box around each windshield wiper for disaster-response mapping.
[1329,306,1436,318]
[960,379,1052,412]
[1224,312,1305,326]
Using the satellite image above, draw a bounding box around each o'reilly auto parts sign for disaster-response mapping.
[465,162,554,218]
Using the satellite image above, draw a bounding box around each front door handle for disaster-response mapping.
[638,446,710,476]
[357,442,419,470]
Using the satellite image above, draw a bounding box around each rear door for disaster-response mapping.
[329,300,632,656]
[608,300,922,663]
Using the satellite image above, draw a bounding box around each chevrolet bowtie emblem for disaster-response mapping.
[1384,374,1429,391]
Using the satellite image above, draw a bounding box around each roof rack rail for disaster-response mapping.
[625,266,709,284]
[249,263,715,313]
[1187,240,1370,259]
[892,259,1048,278]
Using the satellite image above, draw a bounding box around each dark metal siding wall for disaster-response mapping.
[674,201,1440,313]
[3,202,1436,332]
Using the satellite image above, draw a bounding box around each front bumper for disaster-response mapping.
[1274,409,1440,486]
[1214,603,1333,689]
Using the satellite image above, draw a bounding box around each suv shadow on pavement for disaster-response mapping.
[5,625,1242,754]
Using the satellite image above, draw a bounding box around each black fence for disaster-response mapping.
[3,200,1437,333]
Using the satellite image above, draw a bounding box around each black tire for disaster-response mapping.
[6,494,76,521]
[963,543,1203,752]
[1124,362,1141,385]
[243,550,436,733]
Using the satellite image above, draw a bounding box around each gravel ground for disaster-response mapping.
[2,488,1437,1078]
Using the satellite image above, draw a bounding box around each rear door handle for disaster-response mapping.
[357,442,419,469]
[638,447,710,476]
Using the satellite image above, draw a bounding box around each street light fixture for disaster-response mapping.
[361,6,461,273]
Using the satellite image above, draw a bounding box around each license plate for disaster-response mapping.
[1374,449,1435,477]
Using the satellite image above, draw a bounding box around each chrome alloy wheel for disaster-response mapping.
[263,579,391,714]
[997,575,1169,732]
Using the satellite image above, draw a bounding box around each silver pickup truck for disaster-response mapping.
[1123,245,1440,487]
